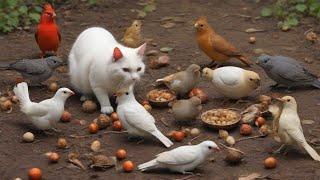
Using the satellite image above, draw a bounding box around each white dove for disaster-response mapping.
[275,96,320,161]
[138,141,219,174]
[13,82,74,131]
[202,66,260,99]
[116,87,173,148]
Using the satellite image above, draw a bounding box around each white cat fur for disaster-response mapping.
[69,27,146,114]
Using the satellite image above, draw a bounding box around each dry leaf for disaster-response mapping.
[238,173,261,180]
[245,28,265,33]
[90,155,117,170]
[302,119,315,125]
[161,22,175,28]
[68,153,86,170]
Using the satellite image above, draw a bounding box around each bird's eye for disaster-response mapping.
[125,92,129,95]
[63,91,67,94]
[137,67,142,72]
[287,99,290,102]
[135,24,138,27]
[249,78,253,81]
[208,146,212,149]
[264,60,268,63]
[200,24,204,27]
[122,68,130,72]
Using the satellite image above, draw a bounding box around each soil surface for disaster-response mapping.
[1,0,320,179]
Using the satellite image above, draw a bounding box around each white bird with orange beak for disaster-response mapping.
[116,86,173,148]
[275,96,320,161]
[138,140,220,174]
[13,82,74,131]
[202,66,260,99]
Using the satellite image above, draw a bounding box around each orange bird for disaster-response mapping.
[194,16,252,67]
[35,3,61,57]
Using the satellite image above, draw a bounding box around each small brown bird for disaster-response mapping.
[122,20,143,48]
[169,96,202,123]
[156,64,201,97]
[194,16,252,67]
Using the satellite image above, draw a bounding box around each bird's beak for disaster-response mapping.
[214,146,221,152]
[194,23,199,28]
[255,61,259,65]
[52,12,56,18]
[70,91,75,95]
[256,79,261,86]
[276,98,285,102]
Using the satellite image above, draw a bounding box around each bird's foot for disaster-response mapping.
[101,106,114,114]
[51,127,61,133]
[201,61,218,69]
[270,83,279,89]
[272,144,286,154]
[182,171,195,175]
[43,130,54,136]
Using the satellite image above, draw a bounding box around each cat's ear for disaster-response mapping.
[137,43,147,57]
[113,47,123,62]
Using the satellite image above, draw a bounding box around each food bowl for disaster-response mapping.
[146,89,176,107]
[201,109,241,130]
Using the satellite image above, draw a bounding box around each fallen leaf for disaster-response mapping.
[245,28,265,33]
[238,173,261,180]
[160,47,173,53]
[302,119,315,125]
[161,22,175,28]
[146,50,159,56]
[90,155,117,170]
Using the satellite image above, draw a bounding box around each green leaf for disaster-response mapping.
[28,12,40,23]
[295,4,307,12]
[18,5,28,14]
[261,7,272,17]
[285,16,299,26]
[7,0,19,9]
[33,5,43,13]
[143,4,156,13]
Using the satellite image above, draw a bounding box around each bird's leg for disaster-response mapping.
[182,171,194,175]
[273,144,286,154]
[51,127,61,133]
[270,83,279,89]
[43,130,54,136]
[201,61,217,69]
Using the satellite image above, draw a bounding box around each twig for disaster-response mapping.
[158,118,169,127]
[69,131,128,138]
[103,130,128,134]
[219,143,245,154]
[236,134,265,142]
[304,28,313,35]
[187,135,201,145]
[174,173,202,180]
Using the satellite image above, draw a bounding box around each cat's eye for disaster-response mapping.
[137,67,142,72]
[122,68,130,72]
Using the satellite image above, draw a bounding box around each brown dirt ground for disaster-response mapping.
[1,0,320,179]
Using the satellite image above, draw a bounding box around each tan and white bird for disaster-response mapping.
[122,20,143,48]
[169,96,202,123]
[202,66,260,99]
[156,64,201,97]
[275,96,320,161]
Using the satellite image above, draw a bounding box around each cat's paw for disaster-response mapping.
[101,106,114,114]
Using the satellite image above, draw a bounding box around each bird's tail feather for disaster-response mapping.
[303,142,320,161]
[152,130,174,148]
[13,82,31,107]
[138,159,158,171]
[237,56,252,67]
[312,79,320,89]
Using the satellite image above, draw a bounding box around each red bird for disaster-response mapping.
[35,3,61,57]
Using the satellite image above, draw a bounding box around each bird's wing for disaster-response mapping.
[210,34,242,57]
[286,127,307,145]
[123,104,156,131]
[215,69,240,86]
[271,59,316,82]
[10,59,46,75]
[156,146,198,165]
[23,102,49,117]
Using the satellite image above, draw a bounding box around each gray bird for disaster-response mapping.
[257,55,320,90]
[0,56,63,86]
[155,64,201,97]
[169,96,202,123]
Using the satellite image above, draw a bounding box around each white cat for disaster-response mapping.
[68,27,146,114]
